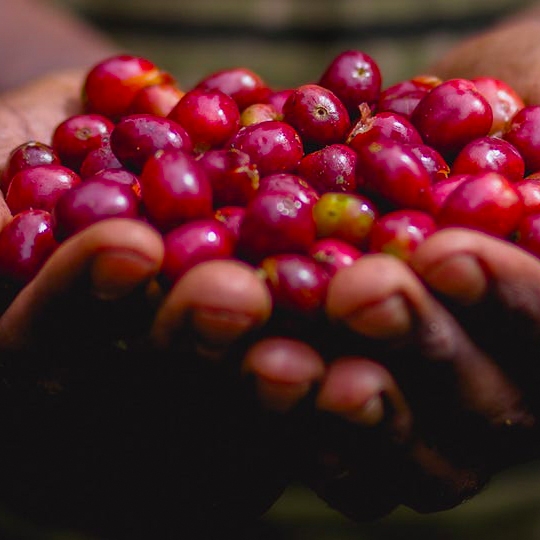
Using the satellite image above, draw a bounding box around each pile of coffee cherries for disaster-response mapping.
[2,50,540,315]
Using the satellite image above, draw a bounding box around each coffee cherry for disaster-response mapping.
[110,114,193,173]
[407,143,450,183]
[0,209,58,283]
[214,205,246,241]
[514,174,540,215]
[356,140,434,211]
[515,213,540,257]
[283,84,351,147]
[309,237,362,276]
[411,78,493,158]
[1,141,61,195]
[6,164,81,214]
[503,105,540,175]
[128,82,184,117]
[84,54,173,119]
[52,114,115,172]
[52,178,141,240]
[139,149,213,232]
[195,67,271,111]
[297,144,358,194]
[319,50,382,113]
[228,121,303,177]
[437,172,524,238]
[240,103,281,127]
[368,209,437,261]
[430,174,471,215]
[79,144,123,178]
[451,136,525,183]
[237,190,316,263]
[313,192,378,248]
[161,219,235,284]
[258,173,319,206]
[259,253,330,314]
[197,148,259,207]
[168,88,240,152]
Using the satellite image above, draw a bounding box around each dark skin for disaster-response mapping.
[3,1,540,536]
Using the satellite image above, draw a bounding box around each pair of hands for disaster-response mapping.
[2,46,540,537]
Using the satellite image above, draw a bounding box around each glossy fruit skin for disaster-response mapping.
[437,172,524,238]
[51,114,115,172]
[407,143,450,183]
[312,192,378,248]
[430,173,471,215]
[368,209,437,261]
[195,67,271,111]
[355,140,434,211]
[283,84,351,147]
[503,105,540,174]
[318,50,382,113]
[451,136,525,183]
[514,174,540,215]
[214,205,245,241]
[109,114,193,173]
[139,149,213,232]
[347,105,423,149]
[79,144,122,178]
[168,88,240,152]
[89,168,142,199]
[128,82,184,117]
[83,54,172,119]
[309,237,362,276]
[377,75,441,118]
[52,178,141,240]
[1,141,61,195]
[259,253,330,314]
[471,76,525,136]
[6,164,81,214]
[258,173,319,206]
[161,219,234,284]
[515,213,540,257]
[228,121,303,177]
[411,78,493,158]
[240,103,281,127]
[297,144,358,194]
[0,209,58,283]
[237,190,317,263]
[197,148,259,208]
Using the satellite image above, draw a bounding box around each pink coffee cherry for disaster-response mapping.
[297,144,358,194]
[1,141,61,195]
[355,139,434,212]
[161,219,235,284]
[0,209,58,284]
[411,78,493,159]
[79,144,123,178]
[195,66,271,111]
[139,149,213,232]
[259,253,330,314]
[513,173,540,215]
[368,209,437,261]
[237,190,317,263]
[258,173,319,206]
[110,114,193,173]
[88,168,142,199]
[214,205,246,242]
[407,143,450,183]
[515,213,540,258]
[437,171,524,238]
[52,178,141,240]
[83,54,174,119]
[309,237,362,276]
[430,173,471,216]
[318,49,382,113]
[283,84,351,147]
[451,136,525,183]
[240,103,281,127]
[228,120,304,177]
[6,164,81,214]
[197,148,259,207]
[168,88,241,152]
[128,82,184,117]
[52,113,115,172]
[503,105,540,175]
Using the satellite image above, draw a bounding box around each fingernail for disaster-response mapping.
[190,307,257,348]
[421,254,487,304]
[346,394,385,426]
[345,294,411,338]
[91,250,158,300]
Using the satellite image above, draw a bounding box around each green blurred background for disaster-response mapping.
[5,0,540,538]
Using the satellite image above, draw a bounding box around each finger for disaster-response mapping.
[0,217,164,351]
[411,228,540,416]
[151,259,272,361]
[326,254,535,470]
[242,337,325,413]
